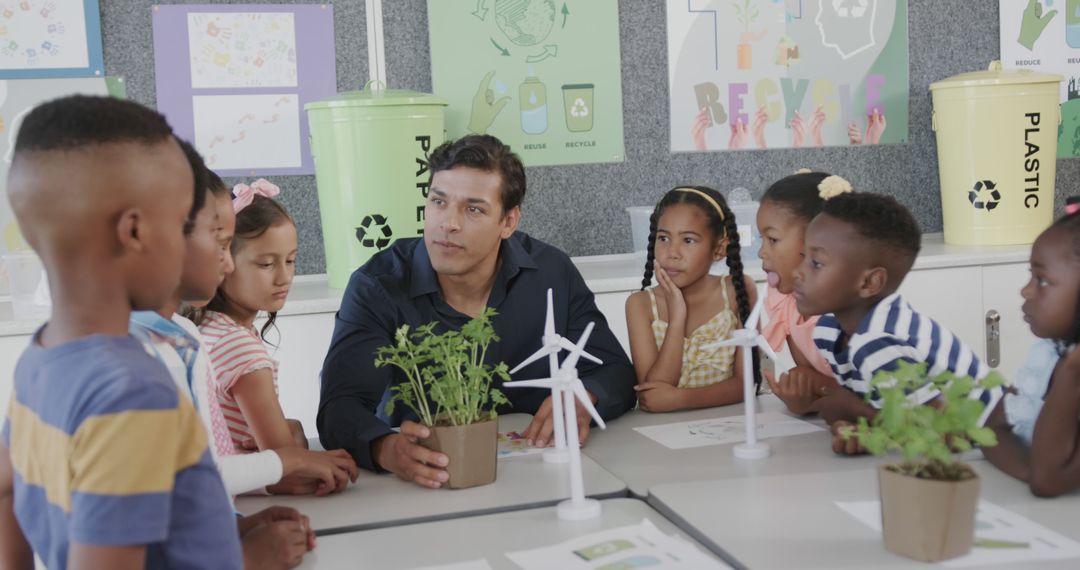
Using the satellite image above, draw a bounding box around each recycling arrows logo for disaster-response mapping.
[968,180,1001,211]
[570,97,589,118]
[355,214,393,249]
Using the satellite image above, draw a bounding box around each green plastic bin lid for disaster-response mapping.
[305,84,447,110]
[930,60,1062,91]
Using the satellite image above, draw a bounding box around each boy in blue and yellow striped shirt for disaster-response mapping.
[0,96,241,569]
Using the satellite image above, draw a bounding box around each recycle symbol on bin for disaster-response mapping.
[355,214,392,249]
[968,180,1001,211]
[570,97,589,118]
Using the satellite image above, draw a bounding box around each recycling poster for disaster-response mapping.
[667,0,909,152]
[1000,0,1080,157]
[427,0,625,167]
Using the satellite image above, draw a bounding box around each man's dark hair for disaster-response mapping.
[177,138,208,236]
[820,192,922,268]
[427,134,526,213]
[14,95,174,155]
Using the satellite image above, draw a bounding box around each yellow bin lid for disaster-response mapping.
[930,61,1062,91]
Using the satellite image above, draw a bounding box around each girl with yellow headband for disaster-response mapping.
[625,186,759,412]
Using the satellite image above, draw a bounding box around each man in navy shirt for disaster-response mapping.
[318,135,636,487]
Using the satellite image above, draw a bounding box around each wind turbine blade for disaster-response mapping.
[502,378,559,390]
[509,346,556,374]
[545,288,555,337]
[745,296,766,331]
[557,336,603,365]
[755,336,779,362]
[570,380,606,430]
[561,322,595,370]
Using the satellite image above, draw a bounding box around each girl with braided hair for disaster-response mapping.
[625,186,759,412]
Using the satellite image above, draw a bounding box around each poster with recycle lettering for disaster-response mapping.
[668,0,909,152]
[1000,0,1080,157]
[428,0,625,167]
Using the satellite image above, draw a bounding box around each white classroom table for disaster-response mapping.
[237,414,627,534]
[298,498,725,569]
[648,459,1080,569]
[584,395,880,497]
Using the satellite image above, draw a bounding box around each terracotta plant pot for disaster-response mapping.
[420,419,497,489]
[878,463,980,562]
[737,43,752,70]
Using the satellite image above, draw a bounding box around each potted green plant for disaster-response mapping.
[841,362,1003,562]
[733,0,760,70]
[375,308,511,489]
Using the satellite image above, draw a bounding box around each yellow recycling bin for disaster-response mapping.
[930,61,1061,245]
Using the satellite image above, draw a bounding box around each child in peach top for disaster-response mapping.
[757,170,849,413]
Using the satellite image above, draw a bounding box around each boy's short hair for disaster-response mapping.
[820,192,921,271]
[14,95,174,156]
[427,134,526,214]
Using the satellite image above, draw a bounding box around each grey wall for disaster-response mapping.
[102,0,1068,275]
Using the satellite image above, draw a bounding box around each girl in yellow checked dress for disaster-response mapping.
[625,186,759,412]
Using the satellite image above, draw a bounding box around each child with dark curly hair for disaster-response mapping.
[793,193,1002,455]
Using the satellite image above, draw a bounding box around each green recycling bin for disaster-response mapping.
[306,87,447,289]
[930,61,1061,245]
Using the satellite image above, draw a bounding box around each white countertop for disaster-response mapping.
[0,234,1031,338]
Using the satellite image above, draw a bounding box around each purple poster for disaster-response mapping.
[151,4,336,176]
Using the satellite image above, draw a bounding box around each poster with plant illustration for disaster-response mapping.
[427,0,625,167]
[667,0,909,152]
[1000,0,1080,157]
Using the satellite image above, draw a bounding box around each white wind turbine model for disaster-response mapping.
[509,288,601,464]
[503,320,607,520]
[702,295,779,459]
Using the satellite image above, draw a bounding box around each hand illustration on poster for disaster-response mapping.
[152,4,336,176]
[0,0,104,77]
[188,11,298,89]
[669,0,909,152]
[1001,0,1080,157]
[1017,0,1057,50]
[468,70,511,134]
[429,0,625,167]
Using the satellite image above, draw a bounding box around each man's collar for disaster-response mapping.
[409,240,441,299]
[408,234,538,300]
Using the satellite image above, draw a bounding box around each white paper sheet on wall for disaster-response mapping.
[192,93,302,171]
[0,0,91,71]
[187,11,298,89]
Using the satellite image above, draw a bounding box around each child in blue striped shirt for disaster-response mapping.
[792,193,1002,455]
[983,207,1080,497]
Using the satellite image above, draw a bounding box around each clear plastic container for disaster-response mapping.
[2,251,51,320]
[726,187,760,263]
[625,206,654,252]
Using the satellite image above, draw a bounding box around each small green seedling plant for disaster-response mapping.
[842,362,1003,481]
[375,307,510,427]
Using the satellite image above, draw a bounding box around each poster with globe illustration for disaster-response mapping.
[428,0,625,166]
[1000,0,1080,157]
[668,0,909,152]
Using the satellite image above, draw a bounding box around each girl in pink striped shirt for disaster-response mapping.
[198,181,305,455]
